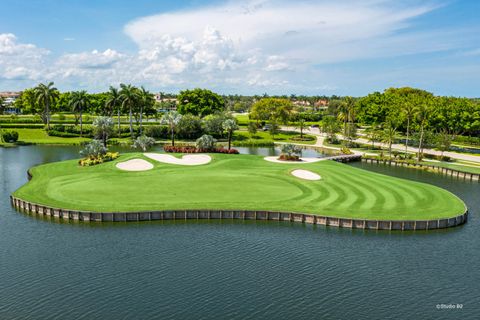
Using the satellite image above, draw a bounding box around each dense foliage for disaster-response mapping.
[177,88,225,117]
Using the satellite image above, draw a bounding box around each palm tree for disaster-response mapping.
[401,98,415,157]
[119,84,140,138]
[34,82,59,129]
[338,96,356,140]
[162,111,182,146]
[69,90,90,137]
[381,125,397,158]
[222,119,239,150]
[295,117,308,139]
[105,86,121,131]
[93,116,114,147]
[415,96,432,162]
[138,86,154,135]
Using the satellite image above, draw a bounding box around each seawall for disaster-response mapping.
[10,196,468,231]
[361,158,480,182]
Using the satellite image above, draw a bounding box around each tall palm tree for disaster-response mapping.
[34,82,59,129]
[401,98,415,157]
[105,86,122,132]
[338,96,356,140]
[69,90,90,137]
[415,96,432,162]
[119,84,140,138]
[222,119,239,150]
[92,116,114,147]
[161,111,182,146]
[138,86,154,135]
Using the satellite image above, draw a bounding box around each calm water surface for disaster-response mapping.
[0,146,479,319]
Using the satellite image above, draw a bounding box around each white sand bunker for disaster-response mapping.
[144,153,212,166]
[116,159,153,171]
[264,156,324,164]
[291,169,321,181]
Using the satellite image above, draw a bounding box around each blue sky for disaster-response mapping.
[0,0,479,96]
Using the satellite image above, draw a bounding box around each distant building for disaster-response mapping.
[314,99,329,110]
[155,93,178,112]
[0,91,22,114]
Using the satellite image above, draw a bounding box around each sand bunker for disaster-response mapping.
[264,156,324,164]
[116,159,154,171]
[144,153,212,166]
[291,169,321,180]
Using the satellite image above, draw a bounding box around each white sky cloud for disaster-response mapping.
[0,0,478,95]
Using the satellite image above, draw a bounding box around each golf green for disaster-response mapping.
[13,153,466,220]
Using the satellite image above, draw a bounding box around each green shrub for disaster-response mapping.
[232,139,274,147]
[1,130,19,143]
[132,135,156,151]
[46,130,80,138]
[196,134,216,150]
[341,146,354,155]
[144,125,169,139]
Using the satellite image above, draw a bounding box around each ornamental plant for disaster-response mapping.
[133,135,156,152]
[279,144,302,161]
[195,134,216,151]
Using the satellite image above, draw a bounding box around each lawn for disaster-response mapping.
[233,130,316,146]
[13,129,90,145]
[14,153,466,220]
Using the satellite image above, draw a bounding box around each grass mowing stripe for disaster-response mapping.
[14,153,466,220]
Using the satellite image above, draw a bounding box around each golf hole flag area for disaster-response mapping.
[13,153,466,221]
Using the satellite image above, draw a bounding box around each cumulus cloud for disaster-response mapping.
[0,33,49,80]
[1,0,477,94]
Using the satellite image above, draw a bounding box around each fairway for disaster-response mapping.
[13,153,466,220]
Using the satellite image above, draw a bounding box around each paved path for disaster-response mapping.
[281,126,480,163]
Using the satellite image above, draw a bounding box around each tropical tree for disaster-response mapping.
[365,125,382,149]
[401,97,416,157]
[105,86,122,131]
[177,88,225,117]
[137,86,155,134]
[34,82,59,129]
[93,116,114,147]
[196,134,216,150]
[133,135,156,152]
[250,98,292,139]
[119,83,140,138]
[80,140,107,158]
[280,144,302,158]
[222,118,238,150]
[295,117,309,139]
[321,115,341,143]
[338,96,356,138]
[436,129,454,158]
[162,111,182,146]
[247,122,257,137]
[69,90,90,136]
[414,96,432,161]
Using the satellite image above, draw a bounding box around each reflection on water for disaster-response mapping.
[0,145,479,320]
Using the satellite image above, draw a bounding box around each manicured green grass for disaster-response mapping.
[233,130,316,145]
[420,161,480,174]
[12,129,90,145]
[14,153,465,220]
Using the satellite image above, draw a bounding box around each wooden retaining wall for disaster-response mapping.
[10,196,468,231]
[361,158,480,182]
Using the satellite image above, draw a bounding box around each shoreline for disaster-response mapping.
[10,195,468,231]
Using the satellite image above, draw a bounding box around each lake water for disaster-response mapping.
[0,146,479,319]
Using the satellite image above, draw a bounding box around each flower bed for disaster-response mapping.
[163,145,239,154]
[278,154,300,161]
[79,152,120,166]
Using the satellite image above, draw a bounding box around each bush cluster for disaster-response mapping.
[163,145,239,154]
[1,130,19,142]
[278,154,300,161]
[78,152,119,166]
